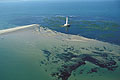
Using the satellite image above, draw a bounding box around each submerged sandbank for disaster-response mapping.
[0,24,120,80]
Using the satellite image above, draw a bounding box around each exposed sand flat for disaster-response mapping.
[37,27,93,42]
[0,24,94,42]
[0,24,39,35]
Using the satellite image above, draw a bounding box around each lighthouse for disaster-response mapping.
[64,17,70,27]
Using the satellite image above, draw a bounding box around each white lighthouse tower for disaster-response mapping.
[64,17,70,27]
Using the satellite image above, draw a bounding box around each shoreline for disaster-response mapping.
[0,24,119,47]
[0,24,93,42]
[0,24,39,35]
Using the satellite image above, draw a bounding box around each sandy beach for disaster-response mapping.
[0,24,39,35]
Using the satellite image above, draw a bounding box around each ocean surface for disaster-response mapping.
[0,1,120,45]
[0,1,120,80]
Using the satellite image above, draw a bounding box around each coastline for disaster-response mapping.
[0,24,93,42]
[0,24,39,35]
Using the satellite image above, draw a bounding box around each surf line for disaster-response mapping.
[0,24,39,35]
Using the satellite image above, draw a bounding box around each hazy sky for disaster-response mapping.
[0,0,117,2]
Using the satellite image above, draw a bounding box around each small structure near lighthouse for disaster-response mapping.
[64,17,70,27]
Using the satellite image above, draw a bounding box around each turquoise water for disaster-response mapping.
[0,27,120,80]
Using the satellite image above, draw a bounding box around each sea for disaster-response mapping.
[0,1,120,45]
[0,1,120,80]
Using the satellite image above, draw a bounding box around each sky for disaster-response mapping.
[0,0,117,2]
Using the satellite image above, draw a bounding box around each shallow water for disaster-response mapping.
[0,26,120,80]
[0,1,120,80]
[0,33,52,80]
